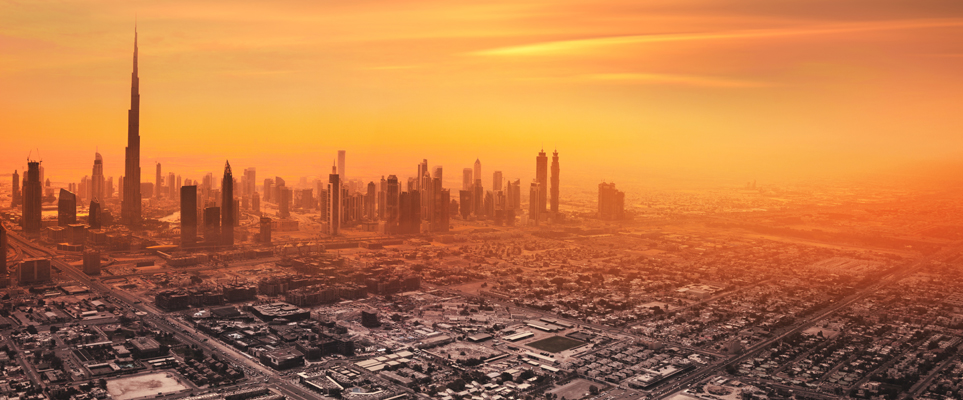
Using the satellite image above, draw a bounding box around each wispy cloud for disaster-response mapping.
[363,65,423,70]
[469,19,963,56]
[583,73,768,88]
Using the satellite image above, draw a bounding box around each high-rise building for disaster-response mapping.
[431,177,449,232]
[536,149,548,212]
[418,160,432,220]
[493,171,503,192]
[506,179,516,210]
[0,223,7,277]
[244,167,256,197]
[79,176,89,202]
[122,29,142,227]
[337,150,346,182]
[259,217,271,243]
[511,179,521,211]
[279,187,292,218]
[473,159,482,184]
[19,258,51,283]
[181,185,197,247]
[168,172,176,199]
[106,177,114,199]
[432,166,443,185]
[88,200,102,230]
[459,190,471,220]
[378,176,387,220]
[204,206,220,246]
[221,161,234,247]
[21,160,43,234]
[462,168,473,191]
[155,163,162,199]
[252,191,260,214]
[551,150,559,214]
[529,180,541,225]
[398,192,410,235]
[91,153,105,203]
[473,180,484,218]
[11,170,20,208]
[83,250,101,275]
[598,182,625,220]
[263,179,273,202]
[328,164,341,236]
[416,160,428,191]
[385,175,400,234]
[274,176,286,205]
[58,189,77,226]
[365,181,376,220]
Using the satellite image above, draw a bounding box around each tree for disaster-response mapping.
[589,385,599,395]
[50,326,59,334]
[26,325,38,335]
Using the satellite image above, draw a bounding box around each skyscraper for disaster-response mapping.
[155,163,162,199]
[536,149,548,212]
[378,176,387,220]
[416,160,428,190]
[263,179,273,202]
[493,171,503,192]
[550,149,559,214]
[386,175,400,234]
[58,189,77,226]
[431,177,449,232]
[22,160,43,233]
[259,217,271,244]
[529,180,541,225]
[168,172,176,199]
[244,167,256,197]
[598,182,625,220]
[91,153,105,202]
[279,187,292,218]
[181,185,197,247]
[459,190,472,220]
[11,170,20,208]
[88,200,102,230]
[337,150,346,182]
[221,161,234,247]
[122,29,142,227]
[328,164,341,236]
[419,162,432,221]
[462,168,473,191]
[473,159,482,184]
[204,206,220,246]
[366,181,376,220]
[0,223,6,277]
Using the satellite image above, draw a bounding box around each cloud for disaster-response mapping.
[468,18,963,56]
[583,73,768,88]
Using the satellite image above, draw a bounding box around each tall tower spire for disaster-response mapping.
[122,26,142,227]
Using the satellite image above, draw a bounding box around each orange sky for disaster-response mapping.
[2,0,963,188]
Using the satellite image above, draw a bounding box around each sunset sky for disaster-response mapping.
[2,0,963,188]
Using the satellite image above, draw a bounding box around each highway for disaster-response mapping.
[5,228,328,400]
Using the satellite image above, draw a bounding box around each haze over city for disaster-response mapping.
[2,2,963,400]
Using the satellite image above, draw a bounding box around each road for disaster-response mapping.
[6,228,328,400]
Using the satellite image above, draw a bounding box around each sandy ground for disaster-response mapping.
[106,372,189,400]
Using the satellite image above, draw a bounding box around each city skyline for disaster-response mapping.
[3,1,963,188]
[3,3,963,399]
